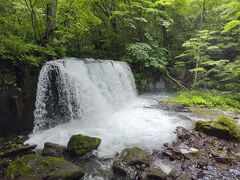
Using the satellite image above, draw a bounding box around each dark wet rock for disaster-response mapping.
[0,136,31,157]
[176,126,191,139]
[0,66,39,137]
[146,167,168,180]
[112,160,138,179]
[6,154,84,180]
[211,151,234,164]
[42,142,66,157]
[0,144,37,158]
[67,134,101,156]
[162,150,175,161]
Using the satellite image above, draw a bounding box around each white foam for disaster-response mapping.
[27,95,189,158]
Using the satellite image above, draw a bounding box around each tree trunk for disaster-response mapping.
[43,0,58,44]
[193,47,200,89]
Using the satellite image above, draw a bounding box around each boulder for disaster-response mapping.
[42,142,66,157]
[67,134,101,156]
[176,126,191,139]
[117,147,150,167]
[195,116,240,141]
[7,154,84,180]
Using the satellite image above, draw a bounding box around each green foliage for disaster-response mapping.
[0,0,240,93]
[125,42,167,70]
[134,72,148,93]
[170,91,240,111]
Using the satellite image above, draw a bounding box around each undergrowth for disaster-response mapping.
[170,91,240,111]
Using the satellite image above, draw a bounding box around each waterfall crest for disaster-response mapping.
[34,58,137,132]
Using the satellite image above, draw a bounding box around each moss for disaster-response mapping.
[67,134,101,156]
[195,116,240,141]
[7,158,32,177]
[216,116,240,140]
[7,154,85,179]
[190,150,201,158]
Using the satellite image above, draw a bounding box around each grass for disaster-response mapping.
[170,91,240,111]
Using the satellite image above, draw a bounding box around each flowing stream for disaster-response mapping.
[27,58,192,157]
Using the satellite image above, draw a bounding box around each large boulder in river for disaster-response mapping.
[195,116,240,141]
[7,154,84,180]
[67,134,101,156]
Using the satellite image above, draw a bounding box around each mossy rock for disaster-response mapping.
[118,147,150,166]
[195,116,240,141]
[7,154,84,180]
[67,134,101,156]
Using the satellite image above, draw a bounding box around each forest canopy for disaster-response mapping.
[0,0,239,92]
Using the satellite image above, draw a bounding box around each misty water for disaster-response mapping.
[26,58,193,158]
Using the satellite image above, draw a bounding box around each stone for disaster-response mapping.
[211,151,234,164]
[176,126,191,139]
[180,148,199,155]
[1,144,37,158]
[112,160,138,179]
[162,150,175,161]
[42,142,66,157]
[67,134,101,156]
[112,147,150,179]
[146,167,168,180]
[117,147,150,166]
[6,154,84,180]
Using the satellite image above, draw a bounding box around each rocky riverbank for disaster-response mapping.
[0,101,240,180]
[1,118,239,179]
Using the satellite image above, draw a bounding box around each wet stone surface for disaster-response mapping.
[160,127,240,180]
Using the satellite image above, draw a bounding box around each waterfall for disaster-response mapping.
[34,58,137,132]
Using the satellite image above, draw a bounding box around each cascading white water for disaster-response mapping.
[33,58,137,132]
[27,58,192,158]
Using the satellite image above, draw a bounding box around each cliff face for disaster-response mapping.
[0,67,39,137]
